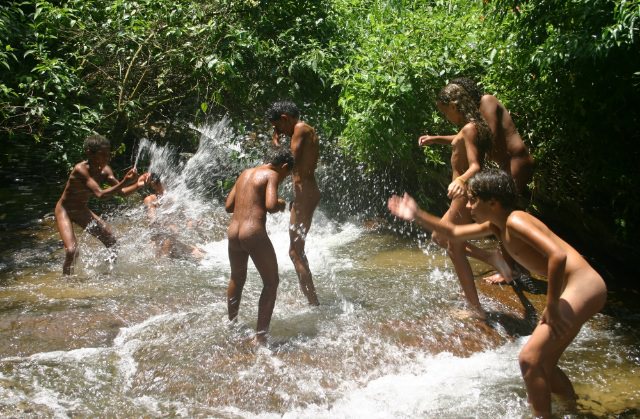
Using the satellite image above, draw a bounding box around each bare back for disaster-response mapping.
[226,165,279,241]
[479,95,530,167]
[501,211,589,278]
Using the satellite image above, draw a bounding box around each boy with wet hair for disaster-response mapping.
[225,146,294,345]
[388,169,607,418]
[55,134,139,275]
[266,100,321,306]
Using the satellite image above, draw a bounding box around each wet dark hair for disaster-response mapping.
[437,83,492,166]
[265,100,300,122]
[83,134,110,153]
[450,77,484,106]
[149,172,161,184]
[468,169,517,210]
[265,145,295,169]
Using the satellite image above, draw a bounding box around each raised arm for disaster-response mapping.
[418,134,455,147]
[264,173,285,213]
[388,193,492,241]
[225,184,237,213]
[81,165,137,199]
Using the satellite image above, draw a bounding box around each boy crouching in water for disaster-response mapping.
[225,146,294,345]
[387,169,607,418]
[55,134,139,275]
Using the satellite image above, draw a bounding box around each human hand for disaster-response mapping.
[124,168,138,181]
[447,178,466,199]
[137,172,150,187]
[388,193,417,222]
[418,135,433,147]
[540,302,571,339]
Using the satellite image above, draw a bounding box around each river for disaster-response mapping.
[0,120,638,417]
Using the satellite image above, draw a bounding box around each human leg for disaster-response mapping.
[85,211,117,248]
[248,235,280,344]
[227,239,249,323]
[55,203,79,275]
[438,198,484,317]
[519,269,606,417]
[289,190,320,306]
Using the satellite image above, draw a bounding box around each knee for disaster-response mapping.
[518,347,542,378]
[289,247,299,262]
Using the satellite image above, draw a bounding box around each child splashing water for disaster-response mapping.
[388,169,607,418]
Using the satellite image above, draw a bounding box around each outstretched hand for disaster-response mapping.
[418,135,433,147]
[388,193,418,222]
[123,167,138,182]
[539,302,571,340]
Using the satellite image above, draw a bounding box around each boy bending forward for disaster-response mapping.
[225,146,294,345]
[388,169,606,418]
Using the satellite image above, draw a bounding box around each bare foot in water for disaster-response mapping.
[485,250,513,284]
[484,272,512,285]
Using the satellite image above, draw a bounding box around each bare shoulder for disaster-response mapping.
[480,94,500,107]
[294,121,315,137]
[507,210,542,232]
[143,194,157,205]
[460,122,478,137]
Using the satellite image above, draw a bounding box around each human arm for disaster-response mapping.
[225,184,237,213]
[388,193,492,241]
[272,131,281,146]
[82,166,138,199]
[418,134,455,147]
[507,213,571,338]
[447,124,482,199]
[265,174,286,213]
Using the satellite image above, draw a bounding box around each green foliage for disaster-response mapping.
[481,0,640,246]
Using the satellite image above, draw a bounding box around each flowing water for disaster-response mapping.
[0,120,639,418]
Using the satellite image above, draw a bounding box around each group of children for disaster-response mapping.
[54,89,606,418]
[391,78,607,418]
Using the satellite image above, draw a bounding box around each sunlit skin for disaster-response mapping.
[388,190,607,418]
[225,160,291,345]
[420,90,535,285]
[271,114,321,306]
[55,145,138,275]
[416,100,511,317]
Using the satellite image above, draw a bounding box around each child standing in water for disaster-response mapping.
[55,134,139,275]
[420,77,535,284]
[388,169,607,418]
[420,83,511,318]
[225,146,294,345]
[266,100,321,306]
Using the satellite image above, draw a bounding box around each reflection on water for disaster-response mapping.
[1,121,639,417]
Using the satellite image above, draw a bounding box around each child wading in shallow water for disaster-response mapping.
[55,134,139,274]
[420,77,535,284]
[388,169,607,418]
[225,146,294,345]
[418,83,511,318]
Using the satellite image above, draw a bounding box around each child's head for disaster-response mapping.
[437,83,492,165]
[83,134,111,168]
[265,100,300,122]
[266,145,295,172]
[83,134,110,153]
[450,77,483,106]
[468,169,517,211]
